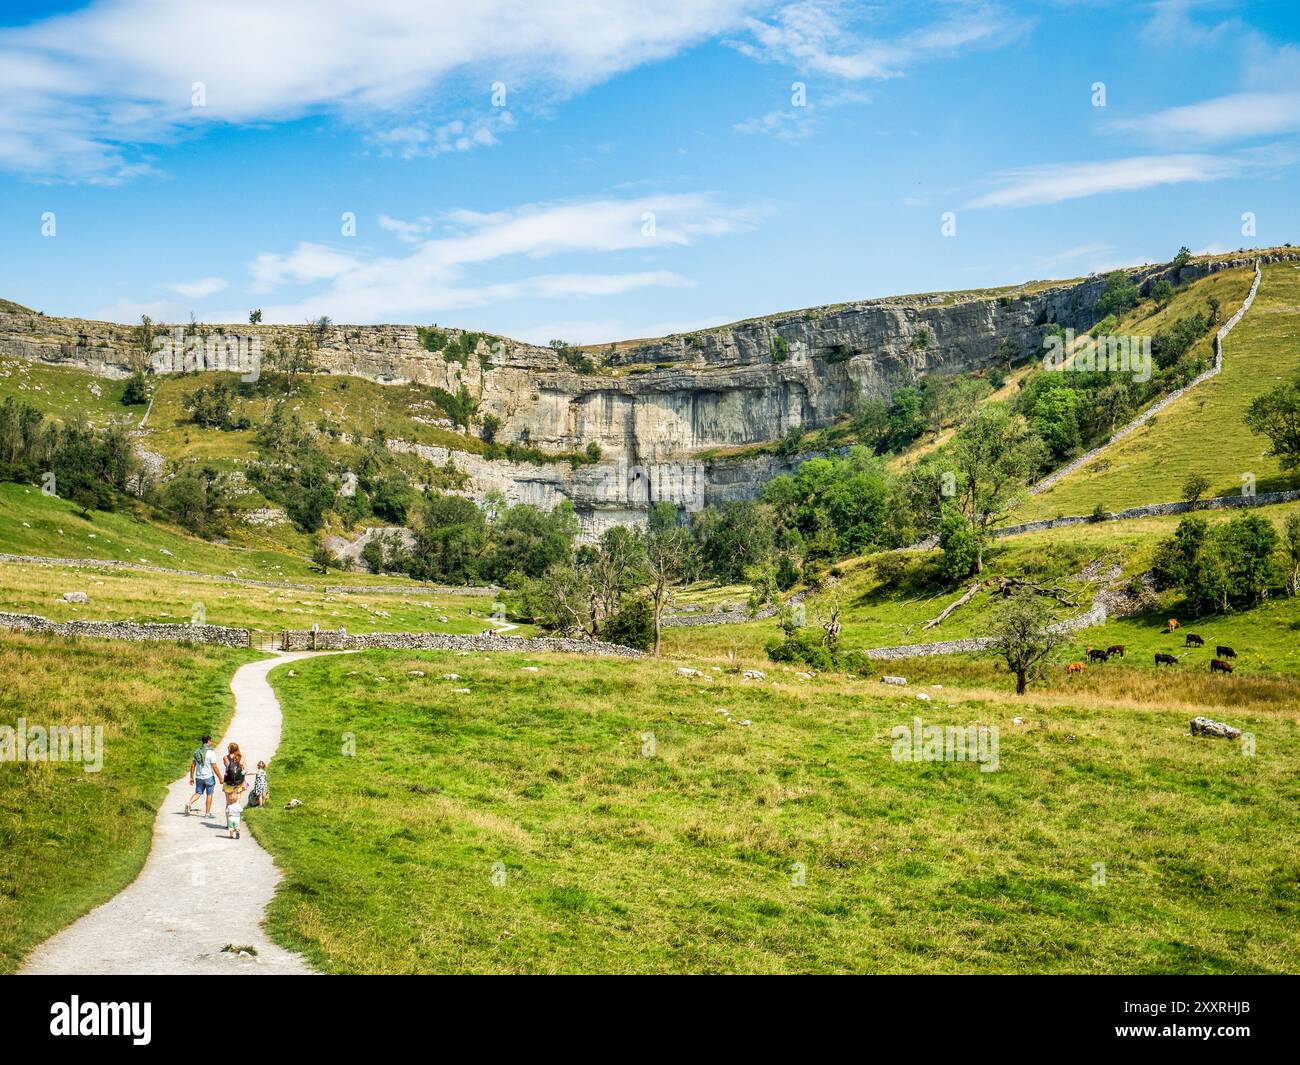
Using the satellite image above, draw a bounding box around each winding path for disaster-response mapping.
[20,652,329,975]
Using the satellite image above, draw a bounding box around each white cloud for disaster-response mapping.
[0,0,763,181]
[732,0,1026,80]
[242,193,756,322]
[370,113,515,160]
[168,276,228,299]
[1115,92,1300,146]
[968,152,1257,209]
[734,87,870,140]
[378,214,432,244]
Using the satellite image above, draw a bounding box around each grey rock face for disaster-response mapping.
[18,260,1275,529]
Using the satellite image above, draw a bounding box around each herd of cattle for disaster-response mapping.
[1067,618,1239,675]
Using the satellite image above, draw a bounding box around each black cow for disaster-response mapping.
[1216,645,1236,658]
[1154,653,1177,666]
[1185,633,1204,647]
[1087,648,1110,663]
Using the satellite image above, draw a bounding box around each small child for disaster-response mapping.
[227,800,242,839]
[249,760,270,808]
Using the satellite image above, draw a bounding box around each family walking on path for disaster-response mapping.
[187,735,270,839]
[21,652,322,974]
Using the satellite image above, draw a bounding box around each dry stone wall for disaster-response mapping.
[279,628,642,657]
[0,610,250,647]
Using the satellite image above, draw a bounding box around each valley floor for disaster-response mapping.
[246,649,1298,974]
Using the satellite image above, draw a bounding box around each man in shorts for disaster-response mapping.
[186,734,220,817]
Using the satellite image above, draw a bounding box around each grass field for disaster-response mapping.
[251,649,1300,973]
[0,560,517,636]
[1020,262,1300,519]
[0,480,451,588]
[0,633,254,973]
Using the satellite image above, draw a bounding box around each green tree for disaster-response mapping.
[1152,279,1176,309]
[991,591,1061,695]
[1245,374,1300,468]
[1284,513,1300,595]
[645,501,694,655]
[948,405,1046,572]
[1095,271,1139,319]
[937,509,981,582]
[1182,472,1211,504]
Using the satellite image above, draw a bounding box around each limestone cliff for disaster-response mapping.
[0,253,1265,532]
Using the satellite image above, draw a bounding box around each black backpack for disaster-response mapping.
[224,758,245,787]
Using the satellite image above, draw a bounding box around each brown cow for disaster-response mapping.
[1067,662,1083,676]
[1107,644,1125,658]
[1168,618,1180,631]
[1154,653,1177,666]
[1210,659,1233,674]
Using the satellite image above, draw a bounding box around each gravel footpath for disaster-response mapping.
[20,652,335,975]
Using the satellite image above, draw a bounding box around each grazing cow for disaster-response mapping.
[1210,658,1233,674]
[1107,644,1125,658]
[1087,647,1110,663]
[1154,653,1178,666]
[1185,633,1204,647]
[1168,618,1180,631]
[1067,662,1083,676]
[1216,645,1237,659]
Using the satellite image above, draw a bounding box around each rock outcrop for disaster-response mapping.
[6,252,1279,530]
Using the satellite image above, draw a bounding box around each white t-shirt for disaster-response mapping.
[227,804,242,827]
[195,748,219,781]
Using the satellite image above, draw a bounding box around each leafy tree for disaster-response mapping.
[590,524,648,619]
[409,492,487,584]
[1152,279,1176,309]
[1284,513,1300,595]
[1182,472,1211,504]
[645,501,694,655]
[265,333,315,393]
[1095,271,1139,319]
[947,405,1046,571]
[601,596,655,651]
[693,500,775,583]
[1245,374,1300,468]
[1173,246,1192,271]
[991,591,1061,695]
[311,542,338,574]
[249,309,262,324]
[480,413,502,444]
[160,464,235,537]
[121,371,149,406]
[937,509,980,582]
[130,314,156,374]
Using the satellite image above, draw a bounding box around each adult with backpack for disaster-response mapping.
[222,742,248,811]
[186,734,220,817]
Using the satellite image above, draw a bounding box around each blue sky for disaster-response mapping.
[1,0,1297,343]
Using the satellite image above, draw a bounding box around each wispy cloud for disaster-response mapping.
[0,0,761,182]
[1114,91,1300,146]
[966,150,1284,209]
[734,87,870,140]
[167,276,228,299]
[241,192,759,322]
[732,0,1027,80]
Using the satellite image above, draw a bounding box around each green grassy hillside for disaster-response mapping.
[1020,261,1300,518]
